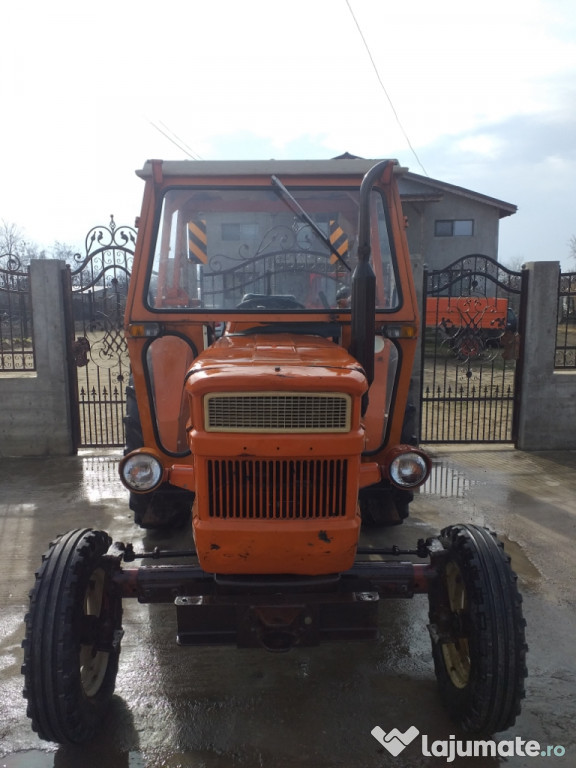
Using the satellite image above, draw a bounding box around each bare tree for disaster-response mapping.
[569,235,576,263]
[0,221,45,264]
[51,241,79,265]
[501,254,525,272]
[0,222,81,270]
[0,221,24,257]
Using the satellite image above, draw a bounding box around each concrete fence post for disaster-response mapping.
[517,261,576,449]
[0,259,74,456]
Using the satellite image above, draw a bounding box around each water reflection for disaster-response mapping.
[79,452,123,503]
[421,460,475,499]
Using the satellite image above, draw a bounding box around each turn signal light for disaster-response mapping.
[383,325,418,339]
[128,323,161,338]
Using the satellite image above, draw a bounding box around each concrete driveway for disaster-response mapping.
[1,447,575,767]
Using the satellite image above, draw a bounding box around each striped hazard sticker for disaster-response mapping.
[329,220,348,264]
[188,219,207,263]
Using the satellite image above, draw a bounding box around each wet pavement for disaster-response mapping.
[1,447,575,767]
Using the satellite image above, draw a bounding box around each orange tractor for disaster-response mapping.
[23,158,527,743]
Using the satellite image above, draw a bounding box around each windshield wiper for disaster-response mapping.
[271,175,351,272]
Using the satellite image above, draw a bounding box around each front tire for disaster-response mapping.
[22,529,123,744]
[427,524,527,735]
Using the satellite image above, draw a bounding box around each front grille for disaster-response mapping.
[206,458,348,519]
[205,392,351,432]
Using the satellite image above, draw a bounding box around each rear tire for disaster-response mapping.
[359,486,412,527]
[427,524,527,735]
[22,529,123,744]
[360,398,420,528]
[124,381,193,529]
[129,484,193,529]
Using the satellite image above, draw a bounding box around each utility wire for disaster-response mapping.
[345,0,428,176]
[158,121,204,160]
[147,118,203,160]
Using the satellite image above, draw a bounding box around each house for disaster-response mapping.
[398,171,517,270]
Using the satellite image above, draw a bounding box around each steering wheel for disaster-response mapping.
[236,294,305,310]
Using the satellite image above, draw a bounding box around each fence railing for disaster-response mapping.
[556,271,576,369]
[0,255,35,371]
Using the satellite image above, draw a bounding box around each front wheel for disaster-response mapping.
[427,524,527,735]
[22,529,123,744]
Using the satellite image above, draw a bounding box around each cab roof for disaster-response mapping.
[136,158,403,180]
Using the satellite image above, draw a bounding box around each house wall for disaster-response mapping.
[403,192,501,270]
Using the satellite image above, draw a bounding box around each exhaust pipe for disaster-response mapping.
[351,160,393,387]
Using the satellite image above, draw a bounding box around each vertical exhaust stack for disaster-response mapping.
[351,160,392,387]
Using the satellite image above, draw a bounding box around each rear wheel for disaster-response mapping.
[427,524,527,734]
[361,398,420,528]
[124,381,193,529]
[359,485,412,527]
[22,529,123,744]
[128,483,193,530]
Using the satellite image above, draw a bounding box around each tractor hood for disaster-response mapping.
[185,333,368,401]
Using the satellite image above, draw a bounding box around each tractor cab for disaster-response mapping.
[121,158,428,543]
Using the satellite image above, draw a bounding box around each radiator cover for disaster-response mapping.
[206,458,348,519]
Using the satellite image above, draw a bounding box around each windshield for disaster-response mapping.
[146,186,399,312]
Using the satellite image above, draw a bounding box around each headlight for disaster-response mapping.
[389,451,430,488]
[120,451,164,493]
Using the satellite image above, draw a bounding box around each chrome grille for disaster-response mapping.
[206,458,348,519]
[205,392,351,432]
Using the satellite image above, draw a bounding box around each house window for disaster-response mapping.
[434,219,474,237]
[221,223,260,241]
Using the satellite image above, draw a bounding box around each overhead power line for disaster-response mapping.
[147,118,204,160]
[345,0,428,176]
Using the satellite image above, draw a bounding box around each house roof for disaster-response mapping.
[399,171,517,219]
[333,153,517,218]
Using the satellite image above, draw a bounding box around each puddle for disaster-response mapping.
[1,753,54,768]
[499,535,542,589]
[0,751,148,768]
[420,461,476,498]
[80,454,124,503]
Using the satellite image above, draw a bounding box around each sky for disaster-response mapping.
[1,0,575,268]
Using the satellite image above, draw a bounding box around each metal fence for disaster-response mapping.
[421,254,524,444]
[0,254,35,371]
[556,271,576,369]
[69,216,135,448]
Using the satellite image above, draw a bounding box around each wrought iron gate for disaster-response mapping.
[421,254,526,443]
[69,216,135,448]
[0,253,34,371]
